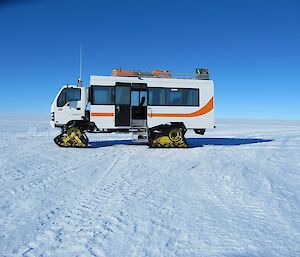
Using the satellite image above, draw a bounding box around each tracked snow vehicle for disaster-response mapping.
[50,68,214,148]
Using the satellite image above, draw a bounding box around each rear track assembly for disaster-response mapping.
[148,124,188,148]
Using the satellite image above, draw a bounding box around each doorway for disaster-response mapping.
[131,83,147,122]
[115,83,131,126]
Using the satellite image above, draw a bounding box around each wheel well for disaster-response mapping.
[64,120,96,132]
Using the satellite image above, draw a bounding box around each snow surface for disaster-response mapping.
[0,114,299,257]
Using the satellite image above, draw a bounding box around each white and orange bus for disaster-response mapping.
[50,68,214,148]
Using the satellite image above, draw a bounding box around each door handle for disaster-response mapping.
[148,106,152,118]
[77,107,81,110]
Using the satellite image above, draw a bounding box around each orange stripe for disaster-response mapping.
[91,112,114,117]
[90,97,214,118]
[150,97,214,118]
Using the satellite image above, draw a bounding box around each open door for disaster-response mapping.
[115,83,131,126]
[131,83,147,120]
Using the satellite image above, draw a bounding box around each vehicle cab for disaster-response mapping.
[50,84,88,128]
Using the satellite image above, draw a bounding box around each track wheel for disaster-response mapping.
[54,127,88,148]
[168,128,187,148]
[169,128,182,142]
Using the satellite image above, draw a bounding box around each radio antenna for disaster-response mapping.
[78,46,83,86]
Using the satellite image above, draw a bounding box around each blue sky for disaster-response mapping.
[0,0,299,119]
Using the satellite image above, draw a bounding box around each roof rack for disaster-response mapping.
[112,68,210,80]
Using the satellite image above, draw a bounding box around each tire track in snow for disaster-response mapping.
[0,144,130,256]
[16,152,125,256]
[18,149,178,256]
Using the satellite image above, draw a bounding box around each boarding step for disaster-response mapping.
[131,127,149,143]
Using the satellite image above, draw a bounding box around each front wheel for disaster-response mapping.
[54,126,88,148]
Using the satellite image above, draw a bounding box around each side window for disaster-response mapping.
[148,87,199,106]
[57,88,81,107]
[148,88,166,105]
[183,88,199,106]
[166,89,183,105]
[92,86,114,105]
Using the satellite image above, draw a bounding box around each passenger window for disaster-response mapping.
[148,88,166,105]
[182,88,199,106]
[57,88,81,107]
[92,86,114,105]
[149,87,199,106]
[166,89,183,105]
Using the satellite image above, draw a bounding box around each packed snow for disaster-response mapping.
[0,114,299,257]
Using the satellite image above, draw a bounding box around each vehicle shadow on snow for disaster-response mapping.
[188,137,273,148]
[89,138,272,148]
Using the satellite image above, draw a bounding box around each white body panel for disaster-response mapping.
[89,76,214,130]
[90,105,115,129]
